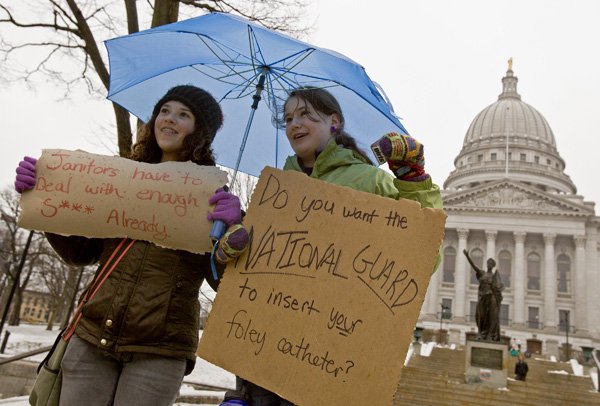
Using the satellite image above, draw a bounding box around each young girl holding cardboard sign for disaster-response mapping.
[225,87,442,405]
[15,85,248,406]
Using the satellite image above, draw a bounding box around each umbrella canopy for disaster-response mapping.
[105,12,408,177]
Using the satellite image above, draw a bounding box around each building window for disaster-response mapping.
[469,301,477,323]
[527,307,541,329]
[547,159,551,165]
[469,248,484,285]
[508,152,512,160]
[527,252,541,290]
[557,254,571,293]
[500,304,509,326]
[498,250,512,288]
[534,156,540,163]
[443,247,456,283]
[558,309,572,332]
[477,154,483,162]
[491,153,497,161]
[441,298,453,319]
[520,153,526,161]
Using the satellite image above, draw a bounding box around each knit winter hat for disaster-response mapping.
[152,85,223,141]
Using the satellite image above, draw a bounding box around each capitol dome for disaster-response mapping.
[444,64,576,195]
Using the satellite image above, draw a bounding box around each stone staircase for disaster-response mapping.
[394,347,600,406]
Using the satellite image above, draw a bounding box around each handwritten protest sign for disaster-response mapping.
[18,149,228,253]
[198,167,446,405]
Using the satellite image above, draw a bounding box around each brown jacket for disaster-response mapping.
[46,234,221,363]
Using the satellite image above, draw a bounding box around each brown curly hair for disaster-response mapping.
[129,86,223,166]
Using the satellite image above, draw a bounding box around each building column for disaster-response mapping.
[454,228,469,320]
[485,230,497,261]
[543,233,557,330]
[513,231,526,326]
[425,255,441,318]
[573,235,587,334]
[585,225,598,336]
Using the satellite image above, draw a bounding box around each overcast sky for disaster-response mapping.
[2,0,599,209]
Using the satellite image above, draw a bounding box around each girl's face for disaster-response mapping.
[284,97,339,167]
[154,100,196,162]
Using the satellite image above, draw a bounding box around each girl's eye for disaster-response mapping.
[160,107,169,114]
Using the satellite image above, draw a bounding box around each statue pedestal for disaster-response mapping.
[465,340,508,388]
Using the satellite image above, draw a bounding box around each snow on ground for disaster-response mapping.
[0,323,235,405]
[569,358,584,376]
[1,323,58,363]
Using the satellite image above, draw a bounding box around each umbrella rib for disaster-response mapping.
[188,63,259,97]
[247,25,267,69]
[264,73,283,169]
[196,34,264,88]
[269,48,315,69]
[263,49,317,90]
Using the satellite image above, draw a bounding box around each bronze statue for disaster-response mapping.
[463,249,504,341]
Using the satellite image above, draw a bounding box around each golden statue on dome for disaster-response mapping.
[508,57,513,71]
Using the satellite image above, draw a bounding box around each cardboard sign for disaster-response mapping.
[198,167,446,405]
[18,149,228,253]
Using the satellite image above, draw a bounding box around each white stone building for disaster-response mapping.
[419,65,600,354]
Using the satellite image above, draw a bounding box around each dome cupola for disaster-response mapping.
[444,59,576,195]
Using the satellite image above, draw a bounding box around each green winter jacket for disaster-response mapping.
[283,138,443,210]
[46,234,221,366]
[284,139,443,272]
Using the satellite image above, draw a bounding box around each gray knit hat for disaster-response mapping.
[152,85,223,141]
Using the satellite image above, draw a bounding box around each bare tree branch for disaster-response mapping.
[0,0,309,160]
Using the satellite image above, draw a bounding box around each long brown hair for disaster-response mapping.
[130,86,223,165]
[280,87,374,165]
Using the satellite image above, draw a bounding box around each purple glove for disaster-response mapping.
[207,187,242,226]
[15,156,37,193]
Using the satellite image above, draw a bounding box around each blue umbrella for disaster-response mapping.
[105,12,408,179]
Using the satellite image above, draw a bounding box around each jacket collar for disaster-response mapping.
[284,138,370,177]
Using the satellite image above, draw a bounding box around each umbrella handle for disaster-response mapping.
[210,221,227,241]
[209,185,229,241]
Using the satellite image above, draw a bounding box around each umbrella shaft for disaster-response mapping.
[251,69,267,109]
[231,107,258,186]
[231,68,267,186]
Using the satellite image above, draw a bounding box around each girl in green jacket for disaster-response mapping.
[230,87,442,406]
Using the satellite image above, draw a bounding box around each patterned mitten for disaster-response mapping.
[371,132,429,181]
[215,224,249,263]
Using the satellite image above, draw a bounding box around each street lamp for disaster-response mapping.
[439,304,449,344]
[562,310,571,360]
